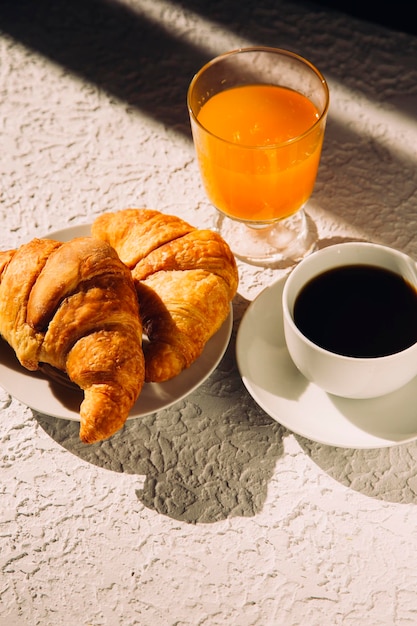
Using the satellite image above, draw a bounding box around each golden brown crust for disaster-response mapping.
[138,269,231,382]
[0,238,61,371]
[0,237,145,443]
[92,208,239,383]
[27,237,131,331]
[132,229,239,299]
[92,208,195,268]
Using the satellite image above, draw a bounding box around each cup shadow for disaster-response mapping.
[235,256,417,506]
[298,434,417,505]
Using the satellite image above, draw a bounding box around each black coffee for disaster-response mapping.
[293,264,417,358]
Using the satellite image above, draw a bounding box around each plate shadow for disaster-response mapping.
[35,295,285,523]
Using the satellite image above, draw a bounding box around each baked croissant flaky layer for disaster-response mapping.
[0,236,145,444]
[92,208,239,383]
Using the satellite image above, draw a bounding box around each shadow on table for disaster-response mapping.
[1,0,415,134]
[35,294,285,524]
[1,0,416,248]
[297,436,417,505]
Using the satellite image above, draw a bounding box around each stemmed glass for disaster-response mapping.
[187,47,329,266]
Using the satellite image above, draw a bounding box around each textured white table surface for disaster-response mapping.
[1,1,417,624]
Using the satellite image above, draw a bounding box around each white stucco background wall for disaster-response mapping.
[1,0,417,624]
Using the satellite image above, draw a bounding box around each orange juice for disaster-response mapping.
[194,84,324,222]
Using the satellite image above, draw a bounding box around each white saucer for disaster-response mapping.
[236,276,417,448]
[0,224,233,421]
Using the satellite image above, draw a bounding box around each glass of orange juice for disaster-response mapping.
[187,47,329,266]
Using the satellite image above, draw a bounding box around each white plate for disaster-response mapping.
[0,224,233,421]
[236,276,417,448]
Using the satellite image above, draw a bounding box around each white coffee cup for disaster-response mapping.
[282,242,417,398]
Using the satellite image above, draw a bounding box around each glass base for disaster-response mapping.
[216,208,318,268]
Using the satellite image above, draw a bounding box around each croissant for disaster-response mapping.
[92,208,239,383]
[0,236,145,444]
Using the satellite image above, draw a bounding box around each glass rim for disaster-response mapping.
[187,46,330,150]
